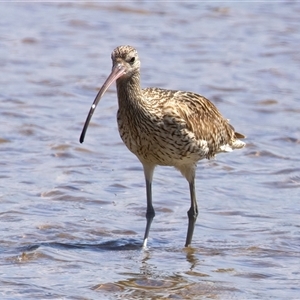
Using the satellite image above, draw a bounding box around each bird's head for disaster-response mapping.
[111,45,140,80]
[79,45,140,143]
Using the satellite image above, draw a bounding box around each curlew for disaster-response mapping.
[80,45,245,248]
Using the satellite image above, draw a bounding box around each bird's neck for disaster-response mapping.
[116,72,144,111]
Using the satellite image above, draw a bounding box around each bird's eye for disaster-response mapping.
[129,57,135,64]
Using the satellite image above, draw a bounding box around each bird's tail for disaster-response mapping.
[235,132,246,139]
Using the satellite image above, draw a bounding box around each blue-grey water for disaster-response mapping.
[1,2,299,299]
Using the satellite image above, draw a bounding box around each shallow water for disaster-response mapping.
[1,2,300,299]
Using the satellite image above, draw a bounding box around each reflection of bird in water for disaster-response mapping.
[80,45,245,247]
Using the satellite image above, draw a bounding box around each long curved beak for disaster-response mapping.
[79,64,126,143]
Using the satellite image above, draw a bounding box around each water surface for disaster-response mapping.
[0,2,299,299]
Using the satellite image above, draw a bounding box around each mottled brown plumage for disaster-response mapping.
[80,45,245,248]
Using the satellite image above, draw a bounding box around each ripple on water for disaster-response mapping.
[1,2,300,300]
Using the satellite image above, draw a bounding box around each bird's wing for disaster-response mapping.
[143,88,245,156]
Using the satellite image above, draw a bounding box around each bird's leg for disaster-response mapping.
[185,177,198,247]
[142,163,155,248]
[143,178,154,247]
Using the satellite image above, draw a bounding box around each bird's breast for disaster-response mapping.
[116,109,209,166]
